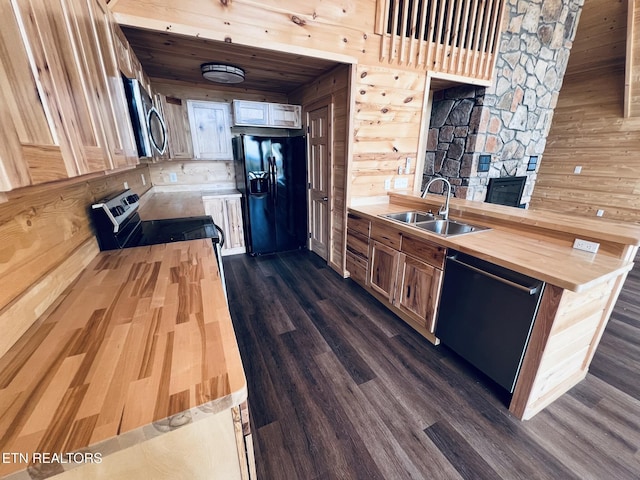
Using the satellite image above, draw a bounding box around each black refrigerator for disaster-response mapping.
[234,134,307,255]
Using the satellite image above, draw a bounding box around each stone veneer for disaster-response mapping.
[423,0,584,205]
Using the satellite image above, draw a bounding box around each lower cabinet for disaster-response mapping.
[49,406,255,480]
[346,213,371,285]
[366,220,445,339]
[203,194,246,256]
[369,241,400,300]
[395,253,443,333]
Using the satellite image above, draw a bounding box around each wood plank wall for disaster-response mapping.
[109,0,432,205]
[351,65,427,204]
[0,166,151,356]
[290,64,351,272]
[530,0,640,224]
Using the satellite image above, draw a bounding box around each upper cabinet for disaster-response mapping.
[159,95,193,160]
[0,0,139,192]
[187,100,233,160]
[233,100,301,129]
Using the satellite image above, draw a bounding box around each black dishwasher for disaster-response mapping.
[435,250,544,393]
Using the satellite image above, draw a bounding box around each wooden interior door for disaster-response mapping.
[307,105,330,260]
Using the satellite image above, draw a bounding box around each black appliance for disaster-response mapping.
[234,134,307,255]
[435,250,544,393]
[485,176,527,208]
[91,189,223,250]
[122,77,167,158]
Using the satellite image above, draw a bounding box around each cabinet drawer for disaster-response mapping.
[401,234,445,269]
[346,229,369,259]
[346,251,368,285]
[370,221,402,250]
[347,213,370,237]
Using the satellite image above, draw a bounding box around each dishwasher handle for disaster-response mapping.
[448,256,540,295]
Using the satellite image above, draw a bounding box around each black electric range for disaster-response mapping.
[90,189,224,251]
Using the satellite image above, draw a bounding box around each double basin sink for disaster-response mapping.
[382,211,490,237]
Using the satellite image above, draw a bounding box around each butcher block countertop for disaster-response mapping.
[352,194,640,292]
[0,240,246,479]
[137,189,241,221]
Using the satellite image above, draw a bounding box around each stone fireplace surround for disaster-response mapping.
[421,0,584,207]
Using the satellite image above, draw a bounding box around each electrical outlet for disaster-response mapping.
[141,173,146,186]
[596,209,604,217]
[573,238,600,254]
[384,178,391,190]
[573,166,582,174]
[394,178,409,189]
[123,181,129,189]
[168,172,178,183]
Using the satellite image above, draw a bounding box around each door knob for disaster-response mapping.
[322,196,328,202]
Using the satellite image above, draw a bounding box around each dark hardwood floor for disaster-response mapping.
[224,250,640,480]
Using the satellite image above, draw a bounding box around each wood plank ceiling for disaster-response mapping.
[121,27,341,94]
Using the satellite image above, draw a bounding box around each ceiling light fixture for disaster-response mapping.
[200,63,245,84]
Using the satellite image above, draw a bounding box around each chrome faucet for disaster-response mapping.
[421,177,452,220]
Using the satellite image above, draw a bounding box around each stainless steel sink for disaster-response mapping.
[414,219,490,237]
[380,211,490,237]
[382,211,435,224]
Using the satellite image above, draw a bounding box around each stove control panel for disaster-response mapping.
[92,189,141,233]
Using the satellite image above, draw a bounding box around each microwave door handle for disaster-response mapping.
[146,107,168,155]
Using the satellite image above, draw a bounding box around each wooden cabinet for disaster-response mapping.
[269,103,302,128]
[395,254,443,333]
[364,219,446,337]
[159,95,194,160]
[203,193,246,256]
[346,213,371,285]
[233,100,302,129]
[232,100,269,126]
[369,241,400,300]
[188,101,233,160]
[0,0,138,191]
[74,0,139,168]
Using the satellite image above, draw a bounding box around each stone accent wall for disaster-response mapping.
[423,0,584,205]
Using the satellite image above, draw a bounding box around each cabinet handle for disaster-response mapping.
[448,257,539,295]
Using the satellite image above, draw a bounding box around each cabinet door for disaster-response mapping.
[0,2,63,190]
[369,241,400,302]
[187,101,233,160]
[112,23,133,78]
[233,100,269,126]
[269,103,302,128]
[161,95,193,159]
[396,254,443,333]
[70,0,139,168]
[13,0,110,176]
[203,196,246,256]
[225,197,246,253]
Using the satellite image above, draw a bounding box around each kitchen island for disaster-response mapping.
[0,240,253,479]
[348,192,640,420]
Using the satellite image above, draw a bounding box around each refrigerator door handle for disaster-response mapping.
[270,156,277,204]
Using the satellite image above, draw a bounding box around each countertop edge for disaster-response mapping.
[349,205,634,292]
[389,193,640,246]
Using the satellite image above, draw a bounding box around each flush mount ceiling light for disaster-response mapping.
[200,63,245,84]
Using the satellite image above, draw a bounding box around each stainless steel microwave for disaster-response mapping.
[122,77,167,158]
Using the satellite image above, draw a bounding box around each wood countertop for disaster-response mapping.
[351,199,637,292]
[0,240,246,479]
[137,189,241,221]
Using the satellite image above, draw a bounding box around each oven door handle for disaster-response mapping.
[214,223,225,248]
